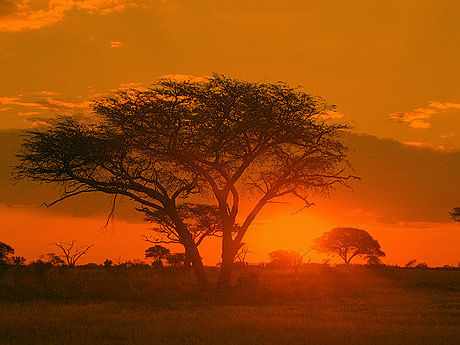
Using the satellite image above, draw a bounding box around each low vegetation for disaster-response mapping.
[0,264,458,345]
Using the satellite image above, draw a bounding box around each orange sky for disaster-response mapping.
[0,0,459,266]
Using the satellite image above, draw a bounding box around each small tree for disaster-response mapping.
[405,259,417,268]
[166,253,186,268]
[268,250,303,269]
[145,245,170,266]
[451,207,460,222]
[313,227,385,265]
[43,253,65,266]
[0,241,14,265]
[54,240,94,267]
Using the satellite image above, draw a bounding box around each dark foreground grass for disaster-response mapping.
[0,265,459,345]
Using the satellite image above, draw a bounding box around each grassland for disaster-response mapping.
[0,265,458,345]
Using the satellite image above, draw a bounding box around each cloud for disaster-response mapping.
[320,133,460,224]
[160,74,208,82]
[401,141,448,152]
[0,94,91,112]
[389,101,460,129]
[0,93,93,126]
[312,110,345,120]
[0,0,138,32]
[109,41,122,48]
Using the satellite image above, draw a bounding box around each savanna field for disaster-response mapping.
[0,265,458,345]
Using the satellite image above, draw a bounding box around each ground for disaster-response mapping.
[0,265,458,345]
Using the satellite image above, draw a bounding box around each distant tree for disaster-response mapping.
[166,253,186,268]
[451,207,460,222]
[405,259,417,268]
[0,241,14,265]
[268,250,304,269]
[145,245,170,266]
[43,253,65,266]
[415,262,428,269]
[11,256,26,266]
[235,244,252,266]
[104,259,113,267]
[313,227,385,265]
[54,240,94,267]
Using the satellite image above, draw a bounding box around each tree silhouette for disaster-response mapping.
[0,241,14,265]
[54,240,94,267]
[451,207,460,222]
[14,74,353,290]
[313,227,385,264]
[145,245,170,266]
[268,249,308,271]
[126,75,354,288]
[166,252,186,268]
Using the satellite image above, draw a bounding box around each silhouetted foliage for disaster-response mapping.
[14,74,353,290]
[313,227,385,264]
[43,253,65,266]
[104,259,113,267]
[451,207,460,222]
[11,256,26,266]
[405,259,417,268]
[366,255,383,266]
[166,253,186,268]
[145,245,170,266]
[268,250,304,269]
[0,241,14,265]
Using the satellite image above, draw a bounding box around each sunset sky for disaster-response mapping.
[0,0,459,266]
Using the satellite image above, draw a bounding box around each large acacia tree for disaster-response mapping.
[313,227,385,264]
[15,74,354,290]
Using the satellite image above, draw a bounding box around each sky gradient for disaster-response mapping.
[0,0,459,266]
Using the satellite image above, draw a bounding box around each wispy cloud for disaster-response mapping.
[389,101,460,129]
[0,93,92,126]
[401,141,449,152]
[160,74,208,83]
[0,0,138,32]
[109,41,122,48]
[312,110,345,121]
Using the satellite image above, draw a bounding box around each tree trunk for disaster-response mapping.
[183,253,191,270]
[216,222,236,291]
[167,206,210,291]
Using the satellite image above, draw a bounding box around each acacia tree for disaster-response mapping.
[54,240,94,267]
[14,116,209,289]
[15,74,353,290]
[114,75,354,289]
[313,227,385,264]
[145,245,170,266]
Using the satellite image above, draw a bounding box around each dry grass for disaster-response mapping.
[0,265,458,345]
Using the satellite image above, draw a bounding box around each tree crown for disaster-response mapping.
[313,227,384,264]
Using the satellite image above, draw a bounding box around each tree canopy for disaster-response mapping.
[451,207,460,222]
[0,241,14,265]
[313,227,385,264]
[14,74,354,290]
[145,245,171,266]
